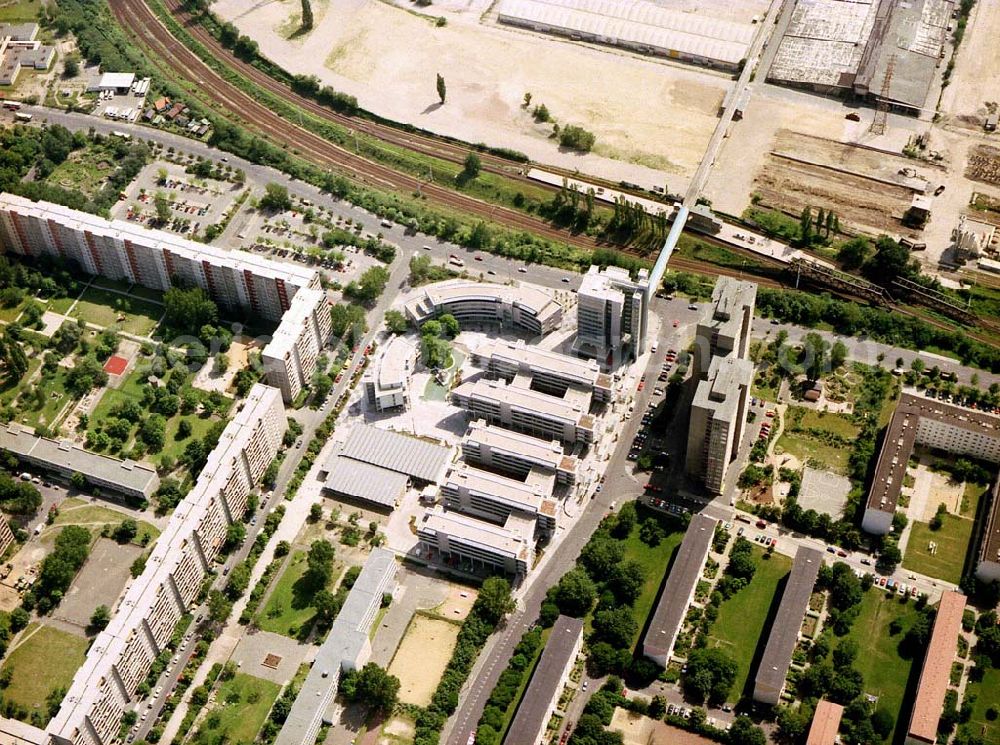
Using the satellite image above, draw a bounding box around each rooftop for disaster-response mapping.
[907,591,966,743]
[979,478,1000,570]
[409,279,562,324]
[806,700,844,745]
[867,391,1000,516]
[376,335,417,391]
[502,615,584,745]
[474,338,603,387]
[261,288,328,361]
[97,72,136,89]
[700,276,756,340]
[0,422,159,496]
[643,513,716,660]
[692,356,753,422]
[464,420,579,475]
[452,378,593,424]
[445,463,556,515]
[754,546,823,700]
[322,453,409,508]
[419,507,535,560]
[340,424,452,483]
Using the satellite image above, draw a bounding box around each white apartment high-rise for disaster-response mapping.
[0,194,319,322]
[573,265,650,366]
[261,288,333,403]
[47,385,284,745]
[686,356,753,494]
[693,277,756,377]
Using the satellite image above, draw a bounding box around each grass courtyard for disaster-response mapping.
[191,673,280,745]
[0,0,42,22]
[47,498,160,546]
[0,623,89,723]
[45,148,116,199]
[962,666,1000,744]
[706,547,792,702]
[7,364,76,431]
[776,407,859,475]
[847,591,924,742]
[256,551,341,639]
[69,286,162,336]
[621,507,686,650]
[89,367,230,469]
[902,515,975,585]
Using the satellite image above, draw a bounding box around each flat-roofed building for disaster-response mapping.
[48,385,284,745]
[753,546,823,705]
[806,700,843,745]
[364,335,417,413]
[274,549,396,745]
[0,716,49,745]
[261,288,331,403]
[905,590,967,745]
[502,615,584,745]
[0,194,319,322]
[0,516,15,560]
[976,479,1000,582]
[471,339,613,402]
[574,264,650,365]
[321,453,408,510]
[642,513,716,666]
[418,507,535,576]
[451,378,595,445]
[339,424,451,485]
[404,279,562,336]
[441,463,557,535]
[462,420,578,485]
[686,356,753,494]
[0,422,159,499]
[864,392,1000,534]
[694,277,756,377]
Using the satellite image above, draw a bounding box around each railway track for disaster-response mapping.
[155,0,644,199]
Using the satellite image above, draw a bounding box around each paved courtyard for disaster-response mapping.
[229,629,313,685]
[798,467,852,518]
[55,538,142,629]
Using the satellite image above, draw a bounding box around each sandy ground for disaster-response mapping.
[191,336,255,394]
[387,614,461,707]
[611,709,714,745]
[214,0,733,189]
[939,0,1000,126]
[434,584,477,621]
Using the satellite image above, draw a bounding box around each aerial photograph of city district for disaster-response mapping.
[2,1,1000,745]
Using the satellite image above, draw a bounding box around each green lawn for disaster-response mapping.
[45,148,115,199]
[89,368,230,469]
[70,286,162,336]
[91,276,134,293]
[962,666,1000,744]
[902,516,974,585]
[257,551,341,638]
[192,673,280,745]
[621,507,686,651]
[847,591,924,742]
[47,293,78,315]
[793,407,860,439]
[9,366,76,431]
[47,497,160,546]
[0,0,42,22]
[707,547,793,703]
[0,298,25,323]
[0,623,88,723]
[776,431,850,474]
[962,481,987,518]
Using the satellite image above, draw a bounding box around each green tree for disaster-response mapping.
[728,716,767,745]
[330,303,366,338]
[591,606,637,649]
[682,647,738,704]
[803,331,830,381]
[113,519,138,544]
[89,604,111,631]
[306,539,336,589]
[346,265,390,303]
[309,503,324,523]
[62,57,80,78]
[300,0,314,31]
[475,577,515,626]
[436,73,446,104]
[831,340,848,370]
[837,237,870,270]
[207,589,232,624]
[163,286,219,335]
[154,191,171,224]
[384,309,408,334]
[259,182,292,212]
[438,313,461,339]
[341,663,400,714]
[798,207,813,246]
[579,533,624,581]
[552,568,596,617]
[462,152,481,180]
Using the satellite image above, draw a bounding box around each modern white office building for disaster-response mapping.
[363,335,417,413]
[418,507,536,576]
[451,377,595,445]
[0,194,320,322]
[694,277,756,377]
[404,279,562,336]
[441,463,557,535]
[461,420,578,485]
[261,288,333,402]
[471,339,613,402]
[686,356,754,494]
[47,385,284,745]
[573,264,650,366]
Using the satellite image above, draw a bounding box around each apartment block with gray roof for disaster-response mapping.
[573,264,650,365]
[693,277,756,377]
[461,420,578,485]
[686,356,754,495]
[261,287,332,403]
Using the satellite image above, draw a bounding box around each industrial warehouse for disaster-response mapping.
[767,0,956,114]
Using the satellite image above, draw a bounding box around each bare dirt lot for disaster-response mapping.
[939,0,1000,128]
[966,144,1000,187]
[387,614,461,707]
[750,130,937,237]
[214,0,731,189]
[55,537,142,628]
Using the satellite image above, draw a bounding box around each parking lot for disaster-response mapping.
[112,161,245,239]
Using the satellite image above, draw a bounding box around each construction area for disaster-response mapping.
[750,129,942,237]
[768,0,956,115]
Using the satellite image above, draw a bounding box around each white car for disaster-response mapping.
[518,266,528,273]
